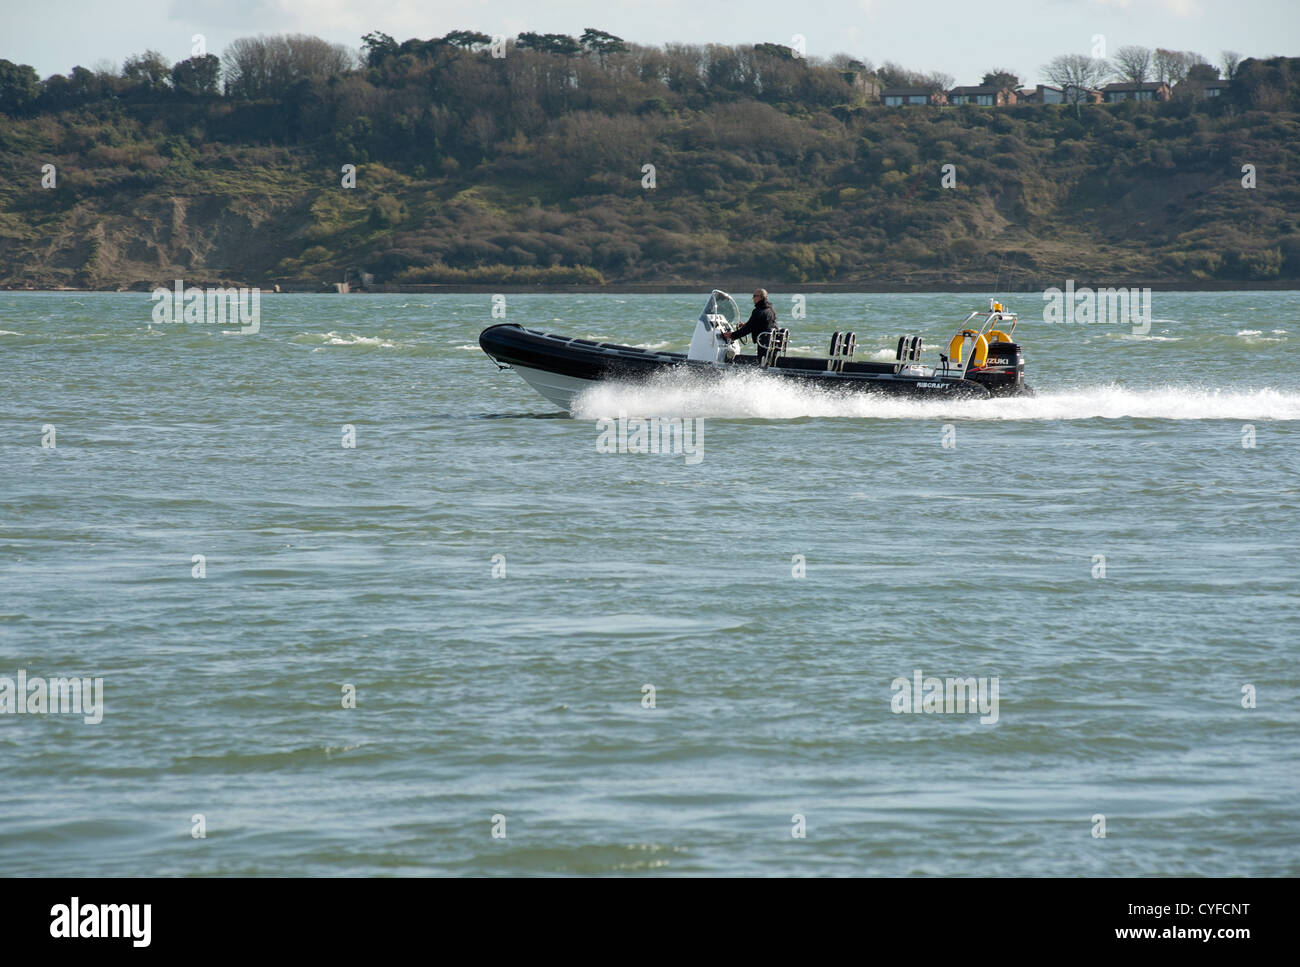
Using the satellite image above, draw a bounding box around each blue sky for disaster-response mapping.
[5,0,1298,86]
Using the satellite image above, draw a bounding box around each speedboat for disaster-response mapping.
[479,289,1032,412]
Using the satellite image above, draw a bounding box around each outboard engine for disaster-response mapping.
[966,340,1026,396]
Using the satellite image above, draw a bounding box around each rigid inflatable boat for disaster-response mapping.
[479,289,1032,412]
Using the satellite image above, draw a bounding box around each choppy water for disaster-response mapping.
[1,290,1298,876]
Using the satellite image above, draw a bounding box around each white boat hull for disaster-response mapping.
[511,364,598,411]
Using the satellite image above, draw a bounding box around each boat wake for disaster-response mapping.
[571,371,1300,421]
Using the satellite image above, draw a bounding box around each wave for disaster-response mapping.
[294,331,396,348]
[571,370,1300,421]
[1098,332,1181,342]
[1236,329,1288,342]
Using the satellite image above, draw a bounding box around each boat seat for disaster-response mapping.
[896,335,924,361]
[758,328,790,368]
[828,331,856,372]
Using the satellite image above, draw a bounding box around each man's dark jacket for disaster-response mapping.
[731,299,777,344]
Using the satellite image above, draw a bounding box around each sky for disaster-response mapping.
[3,0,1299,86]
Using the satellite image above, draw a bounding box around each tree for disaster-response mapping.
[223,37,269,97]
[516,32,581,56]
[980,69,1021,90]
[281,34,354,78]
[0,59,42,114]
[1113,45,1152,85]
[69,65,101,100]
[361,32,398,68]
[1221,50,1242,80]
[1153,48,1177,84]
[122,50,171,90]
[924,71,955,93]
[223,34,354,99]
[1229,56,1300,110]
[829,53,870,73]
[396,37,448,60]
[39,74,72,109]
[877,62,918,87]
[1186,62,1220,81]
[580,28,627,62]
[443,30,491,50]
[876,62,950,91]
[754,42,796,61]
[1153,48,1198,86]
[1042,54,1110,115]
[172,54,221,95]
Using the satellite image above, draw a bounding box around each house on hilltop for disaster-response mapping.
[1064,85,1104,103]
[1019,84,1101,104]
[1101,81,1172,102]
[1018,85,1064,104]
[881,86,947,106]
[948,85,1017,106]
[1173,77,1232,99]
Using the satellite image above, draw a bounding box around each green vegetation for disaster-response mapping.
[1,33,1299,288]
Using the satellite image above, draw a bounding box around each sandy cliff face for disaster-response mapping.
[1,190,315,288]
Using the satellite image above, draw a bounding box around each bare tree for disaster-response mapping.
[1042,54,1110,114]
[223,33,354,99]
[1113,45,1152,85]
[1221,50,1242,80]
[923,71,954,93]
[223,37,271,98]
[282,34,354,78]
[829,53,872,73]
[875,62,950,90]
[877,61,919,87]
[1152,48,1196,86]
[1152,49,1175,85]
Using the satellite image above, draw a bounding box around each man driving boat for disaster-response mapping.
[720,288,777,359]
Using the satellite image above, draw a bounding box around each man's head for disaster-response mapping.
[752,288,767,304]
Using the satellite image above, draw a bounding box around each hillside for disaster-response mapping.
[1,41,1299,289]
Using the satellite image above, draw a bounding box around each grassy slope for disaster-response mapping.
[0,99,1298,288]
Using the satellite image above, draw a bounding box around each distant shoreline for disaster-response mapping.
[4,280,1299,295]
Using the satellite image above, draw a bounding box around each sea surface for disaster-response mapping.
[1,290,1297,876]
